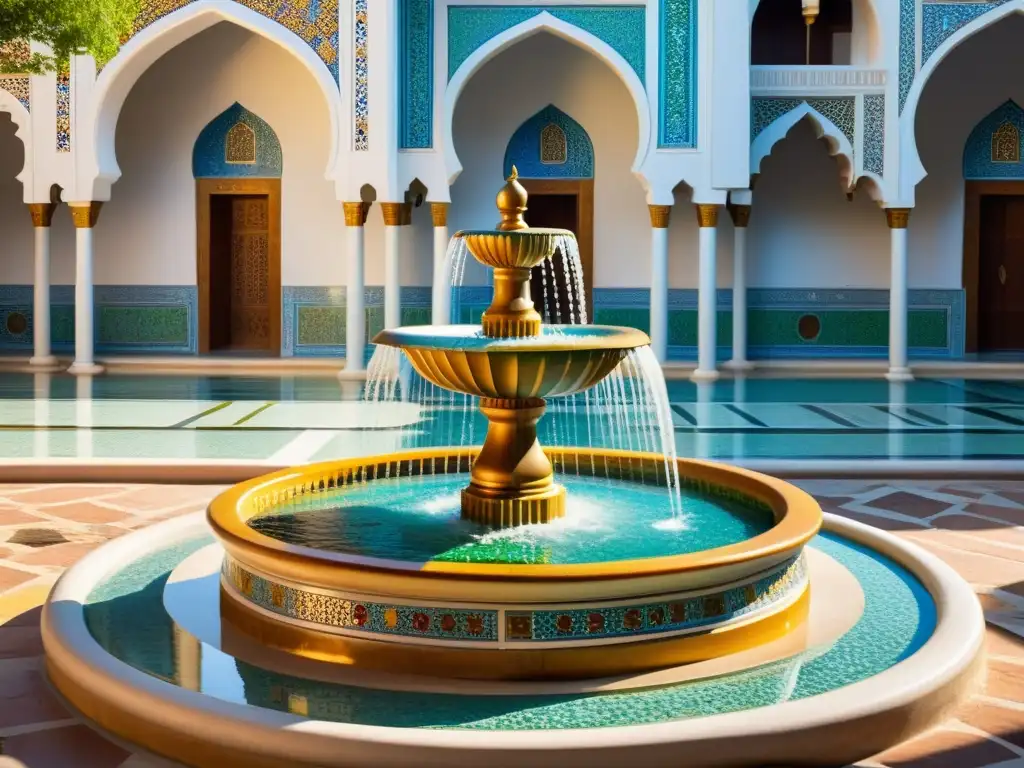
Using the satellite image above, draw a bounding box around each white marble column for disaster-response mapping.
[381,203,402,329]
[431,202,450,325]
[27,203,57,367]
[886,208,913,382]
[343,202,367,373]
[725,203,753,371]
[68,203,104,375]
[692,204,720,382]
[649,205,671,363]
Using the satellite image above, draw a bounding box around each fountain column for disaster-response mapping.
[343,202,368,372]
[693,204,720,382]
[431,202,450,324]
[380,203,403,329]
[68,202,104,376]
[649,205,671,363]
[27,203,58,368]
[886,208,913,382]
[726,202,753,371]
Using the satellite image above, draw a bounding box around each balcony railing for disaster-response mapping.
[751,66,887,96]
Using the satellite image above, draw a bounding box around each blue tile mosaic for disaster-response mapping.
[503,104,594,179]
[447,5,646,83]
[659,0,697,148]
[863,94,885,177]
[921,1,1011,68]
[963,99,1024,179]
[399,0,433,149]
[751,97,856,148]
[898,0,916,115]
[354,0,369,151]
[193,103,282,178]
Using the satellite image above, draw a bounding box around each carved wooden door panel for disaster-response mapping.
[979,195,1024,351]
[229,196,271,350]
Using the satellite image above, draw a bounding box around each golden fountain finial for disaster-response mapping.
[496,165,529,232]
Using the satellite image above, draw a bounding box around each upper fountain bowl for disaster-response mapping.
[457,228,574,271]
[373,324,650,400]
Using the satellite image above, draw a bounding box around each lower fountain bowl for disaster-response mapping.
[205,448,821,680]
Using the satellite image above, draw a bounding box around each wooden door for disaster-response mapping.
[526,193,582,324]
[979,195,1024,351]
[228,196,272,350]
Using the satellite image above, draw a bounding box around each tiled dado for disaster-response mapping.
[222,554,807,646]
[0,285,197,355]
[592,287,966,360]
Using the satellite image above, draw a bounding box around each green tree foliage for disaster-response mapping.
[0,0,141,74]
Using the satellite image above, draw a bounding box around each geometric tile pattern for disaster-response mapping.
[399,0,431,149]
[0,75,30,111]
[898,0,916,115]
[354,0,368,151]
[192,102,283,178]
[751,97,856,148]
[659,0,697,147]
[56,73,70,152]
[130,0,341,82]
[921,1,1012,69]
[4,480,1024,767]
[503,104,595,179]
[963,99,1024,180]
[863,94,885,177]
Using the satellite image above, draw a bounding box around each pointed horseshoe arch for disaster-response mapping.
[88,0,341,199]
[0,89,32,193]
[442,12,650,185]
[751,103,856,190]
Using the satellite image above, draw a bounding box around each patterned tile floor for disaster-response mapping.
[0,481,1023,767]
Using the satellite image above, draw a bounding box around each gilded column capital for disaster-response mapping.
[695,203,720,229]
[885,208,912,229]
[343,202,370,227]
[648,204,671,229]
[430,202,449,228]
[400,202,413,226]
[380,202,402,227]
[728,204,752,228]
[27,202,57,228]
[69,202,103,229]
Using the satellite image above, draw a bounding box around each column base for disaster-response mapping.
[885,367,914,383]
[690,368,721,383]
[67,362,105,376]
[722,359,755,372]
[29,355,60,369]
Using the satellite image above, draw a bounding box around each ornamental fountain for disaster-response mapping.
[41,172,985,766]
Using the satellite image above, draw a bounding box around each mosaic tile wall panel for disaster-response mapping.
[898,0,916,115]
[283,286,431,358]
[0,286,197,354]
[224,554,805,645]
[354,0,368,151]
[751,97,856,148]
[131,0,340,82]
[591,287,965,360]
[863,94,885,177]
[659,0,697,148]
[193,103,283,178]
[447,6,646,82]
[503,104,594,179]
[0,76,30,112]
[963,99,1024,179]
[56,73,70,152]
[921,1,1011,68]
[399,0,432,149]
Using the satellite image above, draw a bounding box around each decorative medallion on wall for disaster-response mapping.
[504,105,594,179]
[354,0,368,151]
[193,103,282,178]
[130,0,341,82]
[540,123,567,165]
[964,100,1024,179]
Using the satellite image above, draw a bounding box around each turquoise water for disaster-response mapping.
[247,474,773,565]
[82,529,936,730]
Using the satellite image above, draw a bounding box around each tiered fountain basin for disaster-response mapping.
[41,451,984,768]
[206,449,819,679]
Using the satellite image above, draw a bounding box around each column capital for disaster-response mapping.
[69,202,103,229]
[885,208,912,229]
[727,203,752,228]
[343,201,370,227]
[380,202,403,226]
[695,203,720,228]
[27,202,57,228]
[648,204,671,229]
[430,202,449,228]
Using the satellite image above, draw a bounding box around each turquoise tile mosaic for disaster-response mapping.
[193,103,283,179]
[863,94,885,177]
[447,6,646,83]
[921,1,1012,68]
[659,0,698,148]
[898,0,916,115]
[399,0,433,149]
[751,97,856,147]
[963,99,1024,180]
[503,105,594,179]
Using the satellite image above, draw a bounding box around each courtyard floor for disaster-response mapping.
[0,480,1022,767]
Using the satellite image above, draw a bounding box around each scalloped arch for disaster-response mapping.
[751,101,856,190]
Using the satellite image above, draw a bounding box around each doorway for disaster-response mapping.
[964,182,1024,353]
[197,178,281,354]
[520,179,594,324]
